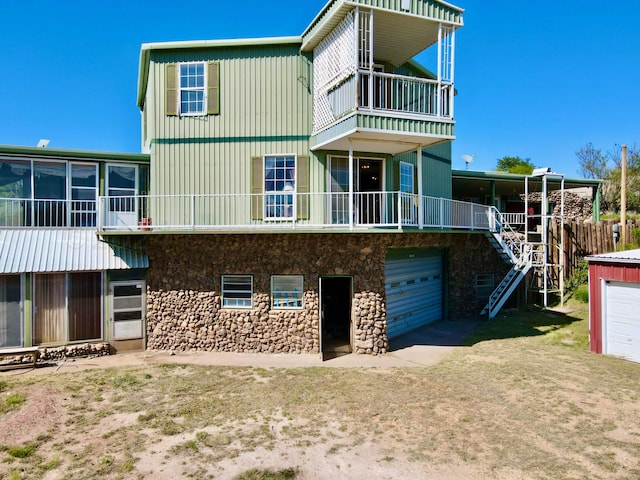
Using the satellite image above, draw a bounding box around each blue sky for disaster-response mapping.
[1,0,638,176]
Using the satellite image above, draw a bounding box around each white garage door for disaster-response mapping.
[604,281,640,363]
[385,251,443,339]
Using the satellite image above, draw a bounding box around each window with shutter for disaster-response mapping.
[165,61,220,116]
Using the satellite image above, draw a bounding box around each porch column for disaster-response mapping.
[417,145,424,229]
[349,141,354,230]
[490,180,496,207]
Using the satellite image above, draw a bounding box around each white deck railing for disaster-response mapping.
[0,198,97,228]
[93,192,498,233]
[358,71,453,118]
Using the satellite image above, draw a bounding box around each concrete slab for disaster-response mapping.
[8,318,482,375]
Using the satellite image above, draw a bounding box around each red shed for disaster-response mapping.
[587,249,640,363]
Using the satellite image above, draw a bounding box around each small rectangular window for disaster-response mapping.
[399,161,414,194]
[271,275,303,309]
[475,274,495,299]
[222,275,253,308]
[179,62,205,115]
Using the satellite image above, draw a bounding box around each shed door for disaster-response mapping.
[604,281,640,363]
[385,251,443,339]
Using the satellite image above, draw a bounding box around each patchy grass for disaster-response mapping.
[6,443,37,458]
[0,300,639,479]
[235,468,298,480]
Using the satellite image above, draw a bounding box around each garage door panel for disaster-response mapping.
[604,281,640,363]
[385,252,443,339]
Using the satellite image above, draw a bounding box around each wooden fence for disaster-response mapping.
[549,219,640,278]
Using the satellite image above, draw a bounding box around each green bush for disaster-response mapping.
[565,259,588,296]
[574,285,589,303]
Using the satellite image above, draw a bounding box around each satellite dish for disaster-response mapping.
[462,154,475,170]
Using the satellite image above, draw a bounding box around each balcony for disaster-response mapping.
[305,3,461,154]
[96,192,496,234]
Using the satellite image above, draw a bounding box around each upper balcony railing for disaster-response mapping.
[90,193,496,233]
[358,71,453,118]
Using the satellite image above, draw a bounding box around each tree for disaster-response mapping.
[495,156,535,175]
[576,142,609,179]
[575,143,640,212]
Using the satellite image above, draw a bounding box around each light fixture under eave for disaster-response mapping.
[461,154,475,170]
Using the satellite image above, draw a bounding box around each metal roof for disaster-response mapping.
[0,229,148,274]
[586,249,640,265]
[0,145,149,163]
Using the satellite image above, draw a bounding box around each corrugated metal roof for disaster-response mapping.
[0,229,148,273]
[587,249,640,265]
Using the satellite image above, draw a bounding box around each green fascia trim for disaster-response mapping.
[451,169,604,187]
[356,114,455,135]
[0,145,150,163]
[137,36,303,108]
[154,135,310,145]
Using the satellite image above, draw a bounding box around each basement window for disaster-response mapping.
[475,274,495,299]
[271,275,303,309]
[221,275,253,308]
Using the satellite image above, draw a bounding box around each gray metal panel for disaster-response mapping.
[385,252,443,338]
[0,229,148,273]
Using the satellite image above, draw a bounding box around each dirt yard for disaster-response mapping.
[1,301,640,480]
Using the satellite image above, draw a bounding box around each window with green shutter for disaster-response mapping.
[165,61,220,116]
[250,155,310,221]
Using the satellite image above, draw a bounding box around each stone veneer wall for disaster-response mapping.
[145,232,508,355]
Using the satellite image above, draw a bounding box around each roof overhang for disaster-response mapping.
[301,0,464,66]
[452,170,602,198]
[586,249,640,265]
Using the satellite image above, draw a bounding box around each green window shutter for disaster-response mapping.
[165,64,178,116]
[251,156,263,220]
[207,62,220,115]
[297,156,310,220]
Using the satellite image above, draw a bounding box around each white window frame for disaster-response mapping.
[178,61,207,116]
[264,154,297,221]
[69,162,98,227]
[399,161,414,194]
[271,275,304,310]
[221,275,253,309]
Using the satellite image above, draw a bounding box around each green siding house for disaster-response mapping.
[2,0,529,359]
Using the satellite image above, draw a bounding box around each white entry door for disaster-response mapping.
[106,164,138,229]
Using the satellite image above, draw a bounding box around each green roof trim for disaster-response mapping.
[137,36,303,109]
[451,169,603,187]
[0,145,149,163]
[154,134,310,145]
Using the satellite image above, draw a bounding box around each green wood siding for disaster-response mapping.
[144,44,315,201]
[390,142,451,198]
[353,0,462,24]
[423,142,452,199]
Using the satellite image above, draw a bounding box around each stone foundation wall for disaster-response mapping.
[145,232,508,355]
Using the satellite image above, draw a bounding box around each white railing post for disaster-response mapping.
[190,194,195,229]
[397,192,402,230]
[97,197,103,230]
[439,197,444,229]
